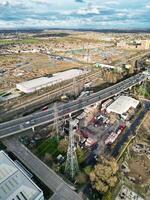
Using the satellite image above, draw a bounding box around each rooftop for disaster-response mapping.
[0,151,43,200]
[16,69,84,93]
[107,96,139,115]
[116,185,144,200]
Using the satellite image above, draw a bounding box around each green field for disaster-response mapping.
[36,137,60,158]
[137,81,150,98]
[0,38,40,45]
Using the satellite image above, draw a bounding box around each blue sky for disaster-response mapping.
[0,0,150,29]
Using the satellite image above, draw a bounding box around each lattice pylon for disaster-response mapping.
[53,102,59,140]
[65,119,79,179]
[73,77,78,97]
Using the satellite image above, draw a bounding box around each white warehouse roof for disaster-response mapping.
[107,96,139,115]
[0,151,44,200]
[16,69,84,93]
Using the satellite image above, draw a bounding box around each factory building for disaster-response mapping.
[0,151,44,200]
[107,96,139,116]
[16,69,84,93]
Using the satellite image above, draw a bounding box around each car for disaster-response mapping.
[31,119,35,125]
[41,106,48,111]
[25,121,30,125]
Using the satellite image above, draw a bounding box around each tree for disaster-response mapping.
[102,191,112,200]
[57,138,68,154]
[76,147,86,164]
[84,165,93,175]
[75,172,87,185]
[90,157,118,193]
[43,153,53,165]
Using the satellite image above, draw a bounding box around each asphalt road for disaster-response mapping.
[0,73,148,138]
[2,137,82,200]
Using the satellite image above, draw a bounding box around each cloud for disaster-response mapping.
[145,4,150,9]
[75,0,85,3]
[0,0,149,29]
[76,5,101,15]
[104,1,119,5]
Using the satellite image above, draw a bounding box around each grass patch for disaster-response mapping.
[133,81,150,99]
[36,137,60,158]
[0,38,40,45]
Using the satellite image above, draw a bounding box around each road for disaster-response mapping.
[2,137,82,200]
[0,73,148,138]
[0,70,101,121]
[111,101,150,157]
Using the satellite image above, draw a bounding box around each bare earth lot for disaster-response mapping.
[118,111,150,200]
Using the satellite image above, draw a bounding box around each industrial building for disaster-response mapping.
[95,63,122,71]
[107,96,139,115]
[0,150,44,200]
[16,69,84,93]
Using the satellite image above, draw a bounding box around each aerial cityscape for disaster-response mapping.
[0,1,150,200]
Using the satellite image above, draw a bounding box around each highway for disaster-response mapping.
[0,73,148,138]
[0,69,101,121]
[2,137,82,200]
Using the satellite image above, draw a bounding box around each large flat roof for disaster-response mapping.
[16,69,84,93]
[107,96,139,115]
[0,151,43,200]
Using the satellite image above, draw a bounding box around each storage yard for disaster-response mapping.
[22,94,141,170]
[73,95,140,155]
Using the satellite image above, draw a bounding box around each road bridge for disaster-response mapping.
[0,73,148,139]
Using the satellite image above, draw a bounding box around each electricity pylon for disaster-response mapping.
[65,119,79,179]
[73,77,78,97]
[53,102,59,140]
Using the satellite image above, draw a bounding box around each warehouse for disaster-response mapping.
[0,150,44,200]
[16,69,84,93]
[107,96,139,115]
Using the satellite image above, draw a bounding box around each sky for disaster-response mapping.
[0,0,150,29]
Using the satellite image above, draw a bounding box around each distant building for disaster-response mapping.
[16,69,84,93]
[0,150,44,200]
[95,63,122,72]
[117,40,150,50]
[95,63,115,69]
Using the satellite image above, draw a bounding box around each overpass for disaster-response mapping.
[0,73,148,139]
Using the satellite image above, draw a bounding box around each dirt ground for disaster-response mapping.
[127,111,150,185]
[128,154,150,184]
[0,52,82,91]
[137,111,150,143]
[118,111,150,199]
